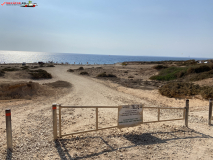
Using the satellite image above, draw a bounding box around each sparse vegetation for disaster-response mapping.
[78,67,84,70]
[153,65,168,70]
[2,67,19,71]
[128,76,134,78]
[46,64,55,67]
[159,82,213,99]
[44,81,71,88]
[124,71,128,73]
[67,69,74,72]
[122,62,127,66]
[29,69,52,79]
[21,66,29,70]
[0,70,5,76]
[80,71,89,75]
[97,72,116,77]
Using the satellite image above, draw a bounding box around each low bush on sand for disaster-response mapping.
[44,81,72,88]
[0,70,5,76]
[67,69,74,72]
[29,69,52,79]
[21,66,29,70]
[80,71,89,75]
[97,73,116,77]
[2,67,19,71]
[46,64,55,67]
[128,76,134,78]
[152,65,168,70]
[159,82,213,99]
[78,67,84,70]
[124,71,128,73]
[189,70,213,81]
[122,62,127,66]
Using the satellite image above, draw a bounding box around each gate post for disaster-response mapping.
[209,99,212,125]
[52,103,57,140]
[185,99,189,127]
[5,109,12,151]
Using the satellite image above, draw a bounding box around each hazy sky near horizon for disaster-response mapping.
[0,0,213,58]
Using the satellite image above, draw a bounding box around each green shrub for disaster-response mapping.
[29,69,52,79]
[46,64,55,67]
[152,65,168,70]
[128,76,134,78]
[187,65,211,74]
[97,73,116,77]
[0,70,5,76]
[150,67,187,81]
[80,71,89,75]
[2,67,19,71]
[78,67,84,70]
[67,69,74,72]
[122,62,127,66]
[21,66,29,70]
[189,70,213,81]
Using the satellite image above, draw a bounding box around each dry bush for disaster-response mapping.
[128,76,134,78]
[159,82,200,98]
[2,67,19,71]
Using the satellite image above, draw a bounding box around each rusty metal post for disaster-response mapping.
[52,104,57,140]
[59,104,61,138]
[185,100,189,127]
[5,109,12,151]
[209,99,212,125]
[96,108,98,130]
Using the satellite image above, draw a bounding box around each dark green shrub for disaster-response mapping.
[187,65,211,74]
[67,69,74,72]
[152,65,168,70]
[46,64,55,67]
[78,67,84,70]
[0,70,5,76]
[29,69,52,79]
[80,71,89,75]
[2,67,19,71]
[97,73,116,77]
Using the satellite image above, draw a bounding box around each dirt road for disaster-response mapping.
[0,65,213,159]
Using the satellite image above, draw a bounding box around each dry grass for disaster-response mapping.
[29,69,52,79]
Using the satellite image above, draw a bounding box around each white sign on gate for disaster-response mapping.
[118,104,143,128]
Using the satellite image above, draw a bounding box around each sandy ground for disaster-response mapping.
[0,64,213,159]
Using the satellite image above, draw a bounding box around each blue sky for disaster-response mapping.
[0,0,213,58]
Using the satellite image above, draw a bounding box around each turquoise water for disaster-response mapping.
[0,51,208,64]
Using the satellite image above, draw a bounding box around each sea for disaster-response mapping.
[0,51,209,65]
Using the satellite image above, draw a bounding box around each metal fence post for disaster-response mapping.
[59,104,61,138]
[52,104,57,140]
[185,99,189,127]
[209,99,212,125]
[5,109,12,151]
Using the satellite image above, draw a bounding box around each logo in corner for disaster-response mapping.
[21,1,38,7]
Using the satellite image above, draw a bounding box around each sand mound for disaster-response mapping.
[0,81,49,100]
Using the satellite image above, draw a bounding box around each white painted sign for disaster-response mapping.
[118,105,143,128]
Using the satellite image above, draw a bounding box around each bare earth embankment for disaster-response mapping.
[0,64,213,159]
